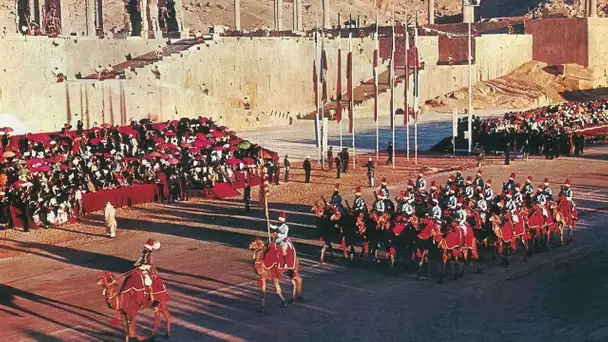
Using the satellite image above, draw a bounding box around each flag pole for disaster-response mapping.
[321,27,327,169]
[405,12,410,161]
[467,12,473,156]
[263,175,271,239]
[338,34,343,151]
[314,17,321,163]
[349,31,355,170]
[374,11,379,161]
[390,5,396,169]
[414,11,419,165]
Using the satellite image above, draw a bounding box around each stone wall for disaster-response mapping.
[475,34,533,81]
[586,18,608,69]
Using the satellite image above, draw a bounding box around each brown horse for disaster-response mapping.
[249,237,303,312]
[97,272,171,341]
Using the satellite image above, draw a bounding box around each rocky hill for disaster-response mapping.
[2,0,608,35]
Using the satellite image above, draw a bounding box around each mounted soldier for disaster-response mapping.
[503,173,516,192]
[431,198,442,223]
[270,212,291,266]
[503,191,519,224]
[446,189,457,211]
[454,199,467,225]
[522,176,534,198]
[428,181,439,205]
[534,187,549,217]
[415,173,427,192]
[133,238,161,303]
[559,179,575,207]
[372,192,386,213]
[543,177,553,201]
[379,178,389,200]
[473,170,484,189]
[483,179,494,202]
[396,191,414,217]
[330,183,343,213]
[405,180,415,203]
[454,170,465,187]
[476,193,488,221]
[513,184,524,208]
[353,186,367,215]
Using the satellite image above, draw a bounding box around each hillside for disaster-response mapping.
[2,0,608,35]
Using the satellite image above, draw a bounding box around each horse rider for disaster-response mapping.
[415,173,427,192]
[353,186,367,215]
[543,177,553,202]
[473,170,484,189]
[373,192,386,213]
[133,238,161,304]
[464,176,474,199]
[454,170,465,187]
[397,191,414,217]
[483,179,494,202]
[330,183,343,213]
[431,198,442,223]
[522,176,534,198]
[559,178,575,207]
[513,184,524,208]
[379,178,389,200]
[534,187,549,217]
[503,173,517,192]
[270,211,290,266]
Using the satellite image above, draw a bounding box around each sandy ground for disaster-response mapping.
[1,140,608,341]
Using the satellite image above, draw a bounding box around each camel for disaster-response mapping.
[97,272,171,341]
[249,237,303,312]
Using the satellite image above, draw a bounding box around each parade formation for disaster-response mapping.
[312,171,578,282]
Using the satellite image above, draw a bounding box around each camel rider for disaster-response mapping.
[443,176,454,196]
[431,198,442,222]
[353,186,367,214]
[464,177,474,199]
[133,238,161,304]
[428,181,439,203]
[330,183,343,213]
[406,181,415,203]
[373,193,385,213]
[446,190,457,210]
[543,177,553,201]
[415,173,427,192]
[534,187,549,217]
[454,170,465,187]
[513,184,524,208]
[483,179,494,202]
[397,192,414,216]
[503,173,516,192]
[270,212,290,266]
[560,178,575,207]
[522,176,534,197]
[473,170,484,189]
[379,178,389,200]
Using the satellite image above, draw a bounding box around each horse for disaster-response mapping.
[553,196,578,245]
[97,271,171,341]
[248,237,303,312]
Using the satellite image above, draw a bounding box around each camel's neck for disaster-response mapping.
[105,285,120,310]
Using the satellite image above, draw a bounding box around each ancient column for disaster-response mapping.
[292,0,297,31]
[96,0,104,34]
[140,0,148,38]
[428,0,435,25]
[589,0,597,17]
[175,0,186,34]
[277,0,283,31]
[297,0,302,31]
[322,0,330,29]
[85,0,96,36]
[234,0,241,31]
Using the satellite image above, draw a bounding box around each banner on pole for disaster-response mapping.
[347,50,353,133]
[452,109,458,137]
[322,117,329,151]
[336,48,342,123]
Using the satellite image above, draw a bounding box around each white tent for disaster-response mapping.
[0,114,29,135]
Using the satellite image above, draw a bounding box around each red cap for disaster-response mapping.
[430,180,437,188]
[516,183,521,189]
[399,190,406,197]
[103,271,112,278]
[565,178,571,185]
[487,179,492,185]
[526,176,532,182]
[335,183,340,189]
[510,173,516,179]
[477,169,482,176]
[144,238,155,250]
[408,179,414,187]
[382,177,387,183]
[544,177,549,184]
[466,176,472,183]
[279,211,287,222]
[355,186,361,193]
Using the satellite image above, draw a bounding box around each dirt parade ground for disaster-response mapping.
[1,147,608,341]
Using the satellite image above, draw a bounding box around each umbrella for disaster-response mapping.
[164,132,176,137]
[3,127,14,133]
[226,158,242,165]
[229,145,239,152]
[90,138,101,145]
[242,157,254,165]
[153,123,167,130]
[160,153,169,159]
[38,165,52,172]
[149,152,161,158]
[199,117,209,123]
[154,137,165,144]
[168,158,179,165]
[211,131,224,138]
[101,123,112,128]
[11,180,32,188]
[213,146,224,151]
[157,143,172,149]
[196,132,207,140]
[238,141,252,149]
[2,151,16,158]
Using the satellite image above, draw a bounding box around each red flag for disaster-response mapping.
[373,48,378,122]
[347,51,353,133]
[336,48,342,123]
[313,60,318,106]
[321,47,328,102]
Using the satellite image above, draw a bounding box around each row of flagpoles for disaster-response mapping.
[313,9,422,169]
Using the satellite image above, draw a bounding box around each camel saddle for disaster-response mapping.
[262,239,297,270]
[120,269,170,305]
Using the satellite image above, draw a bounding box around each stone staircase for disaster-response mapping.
[82,38,201,80]
[302,65,413,120]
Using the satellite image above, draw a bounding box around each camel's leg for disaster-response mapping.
[290,277,298,303]
[521,238,528,262]
[153,309,161,337]
[159,303,171,337]
[123,313,129,342]
[258,279,267,312]
[128,314,143,341]
[416,250,426,280]
[390,253,395,269]
[438,260,446,284]
[274,279,287,307]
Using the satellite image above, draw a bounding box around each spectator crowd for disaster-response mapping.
[0,117,270,230]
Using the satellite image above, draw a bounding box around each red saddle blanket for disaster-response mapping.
[262,240,297,270]
[120,270,169,304]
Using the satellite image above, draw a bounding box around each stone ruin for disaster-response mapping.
[15,0,186,38]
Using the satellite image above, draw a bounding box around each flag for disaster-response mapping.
[321,44,328,102]
[373,38,378,122]
[313,60,318,105]
[336,47,342,123]
[404,18,409,127]
[347,49,353,133]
